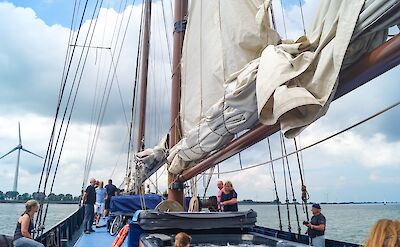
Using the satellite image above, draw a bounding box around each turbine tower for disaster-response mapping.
[0,122,43,192]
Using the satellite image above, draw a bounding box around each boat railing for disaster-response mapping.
[35,206,84,247]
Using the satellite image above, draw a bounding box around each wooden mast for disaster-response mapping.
[136,0,152,153]
[178,33,400,182]
[169,0,188,205]
[134,0,151,194]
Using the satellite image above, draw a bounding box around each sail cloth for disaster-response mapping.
[180,0,280,135]
[137,0,400,176]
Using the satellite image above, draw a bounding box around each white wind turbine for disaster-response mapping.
[0,122,43,192]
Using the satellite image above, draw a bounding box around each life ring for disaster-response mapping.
[111,224,129,247]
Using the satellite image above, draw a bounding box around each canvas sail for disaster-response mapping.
[136,0,400,179]
[180,0,280,134]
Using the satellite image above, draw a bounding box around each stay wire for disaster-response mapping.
[84,0,130,181]
[37,0,90,195]
[40,0,105,231]
[46,0,103,200]
[267,137,282,231]
[85,0,137,181]
[281,135,301,234]
[298,0,307,36]
[294,138,310,221]
[127,1,145,174]
[83,2,110,193]
[35,0,91,232]
[279,132,291,232]
[279,0,288,39]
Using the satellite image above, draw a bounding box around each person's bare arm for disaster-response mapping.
[20,215,32,239]
[82,192,88,203]
[222,198,237,205]
[311,224,325,231]
[307,223,325,231]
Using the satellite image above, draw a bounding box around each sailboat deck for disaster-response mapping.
[73,220,128,247]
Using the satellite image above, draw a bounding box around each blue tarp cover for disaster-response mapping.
[110,194,162,213]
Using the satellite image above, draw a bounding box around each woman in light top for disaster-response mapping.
[220,181,238,212]
[13,199,44,247]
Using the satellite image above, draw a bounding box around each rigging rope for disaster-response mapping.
[36,0,102,233]
[42,0,105,228]
[126,1,145,176]
[279,0,288,39]
[294,138,310,221]
[84,0,138,186]
[267,137,282,231]
[281,134,301,234]
[279,132,291,232]
[298,0,307,36]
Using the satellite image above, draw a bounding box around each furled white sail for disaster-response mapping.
[137,0,400,177]
[180,0,280,134]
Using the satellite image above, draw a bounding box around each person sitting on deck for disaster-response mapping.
[174,232,192,247]
[95,181,107,227]
[364,219,400,247]
[306,203,326,247]
[216,179,224,211]
[220,181,238,212]
[13,199,44,247]
[82,178,96,234]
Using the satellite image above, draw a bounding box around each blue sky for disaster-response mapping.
[0,0,399,204]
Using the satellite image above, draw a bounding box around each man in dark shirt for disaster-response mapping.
[82,178,96,234]
[306,203,326,247]
[104,179,119,217]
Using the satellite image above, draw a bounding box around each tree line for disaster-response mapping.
[0,191,80,202]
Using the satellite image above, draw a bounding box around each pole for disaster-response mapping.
[169,0,188,205]
[178,33,400,182]
[136,0,152,153]
[13,148,21,192]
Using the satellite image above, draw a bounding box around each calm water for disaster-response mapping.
[0,203,79,236]
[239,204,400,244]
[0,203,399,244]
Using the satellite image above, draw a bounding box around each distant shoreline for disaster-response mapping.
[0,200,78,204]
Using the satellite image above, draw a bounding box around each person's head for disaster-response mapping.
[174,232,192,247]
[364,219,400,247]
[99,181,104,188]
[89,178,96,186]
[216,179,223,190]
[223,181,233,193]
[108,179,113,185]
[311,203,321,215]
[22,199,39,216]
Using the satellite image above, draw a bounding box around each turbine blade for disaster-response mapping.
[21,148,43,159]
[0,147,19,160]
[18,122,22,145]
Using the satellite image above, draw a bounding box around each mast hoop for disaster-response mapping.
[174,19,187,33]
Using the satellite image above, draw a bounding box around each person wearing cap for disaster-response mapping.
[306,203,326,247]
